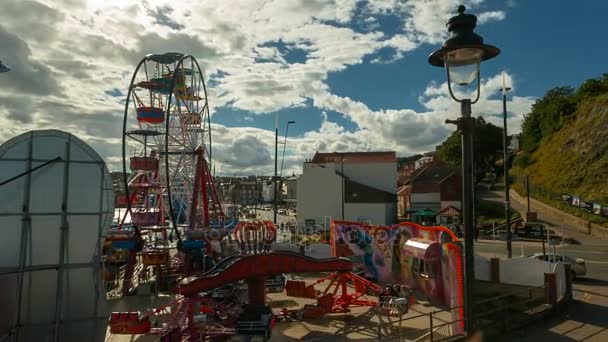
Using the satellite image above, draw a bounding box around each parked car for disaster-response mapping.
[518,223,546,238]
[528,253,586,278]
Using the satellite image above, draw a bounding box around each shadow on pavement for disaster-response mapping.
[574,278,608,287]
[498,300,608,341]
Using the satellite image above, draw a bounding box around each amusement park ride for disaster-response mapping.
[105,53,404,341]
[104,53,419,341]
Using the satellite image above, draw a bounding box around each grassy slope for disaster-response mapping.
[511,94,608,224]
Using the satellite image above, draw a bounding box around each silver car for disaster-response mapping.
[528,253,586,278]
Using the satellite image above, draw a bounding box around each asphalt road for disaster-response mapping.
[478,187,604,246]
[254,209,295,226]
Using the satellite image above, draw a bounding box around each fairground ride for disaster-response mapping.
[105,52,224,296]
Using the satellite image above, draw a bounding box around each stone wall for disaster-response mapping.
[510,189,608,238]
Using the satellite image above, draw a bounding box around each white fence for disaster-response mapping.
[475,254,568,300]
[474,255,491,281]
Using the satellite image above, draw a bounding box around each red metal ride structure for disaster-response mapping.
[105,52,225,297]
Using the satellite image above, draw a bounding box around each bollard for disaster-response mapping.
[490,258,500,283]
[544,273,557,305]
[564,263,572,301]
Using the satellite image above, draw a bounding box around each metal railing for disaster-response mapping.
[301,305,465,342]
[293,283,550,342]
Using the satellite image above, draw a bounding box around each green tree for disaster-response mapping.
[519,86,576,153]
[436,117,505,179]
[575,74,608,102]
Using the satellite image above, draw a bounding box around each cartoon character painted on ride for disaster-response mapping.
[391,227,413,286]
[331,221,460,303]
[333,222,379,280]
[331,220,463,334]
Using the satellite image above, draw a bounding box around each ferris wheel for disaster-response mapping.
[120,52,224,240]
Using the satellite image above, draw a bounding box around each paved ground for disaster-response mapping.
[268,274,454,341]
[255,210,296,227]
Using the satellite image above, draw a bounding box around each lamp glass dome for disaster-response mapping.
[445,47,483,86]
[448,62,479,87]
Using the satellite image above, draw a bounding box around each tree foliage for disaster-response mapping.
[436,117,505,178]
[520,74,608,153]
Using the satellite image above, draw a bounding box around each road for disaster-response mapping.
[251,208,295,226]
[478,187,605,246]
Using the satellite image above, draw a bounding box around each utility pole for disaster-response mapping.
[460,99,476,335]
[255,175,258,218]
[341,155,345,220]
[274,113,279,224]
[526,174,531,213]
[502,75,512,258]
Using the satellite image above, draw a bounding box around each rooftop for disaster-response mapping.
[309,151,396,164]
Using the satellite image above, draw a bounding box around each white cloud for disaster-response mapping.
[478,11,506,24]
[0,0,516,175]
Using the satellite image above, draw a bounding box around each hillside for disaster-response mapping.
[511,93,608,223]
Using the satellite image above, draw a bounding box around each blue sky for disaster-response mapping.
[215,0,608,139]
[0,0,606,175]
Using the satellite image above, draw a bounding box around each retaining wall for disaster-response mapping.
[510,189,608,239]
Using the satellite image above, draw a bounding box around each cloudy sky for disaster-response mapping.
[1,0,607,176]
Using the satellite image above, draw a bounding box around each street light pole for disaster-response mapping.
[274,114,279,224]
[255,174,258,218]
[460,99,476,333]
[502,74,513,258]
[428,5,501,336]
[280,121,296,178]
[341,156,345,220]
[279,120,296,213]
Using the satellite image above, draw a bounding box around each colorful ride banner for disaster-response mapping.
[330,220,464,334]
[331,221,457,283]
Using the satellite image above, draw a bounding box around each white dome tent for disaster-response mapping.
[0,130,114,342]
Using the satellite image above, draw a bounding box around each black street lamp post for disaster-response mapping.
[341,156,345,220]
[501,75,513,258]
[428,5,500,336]
[280,121,296,178]
[274,115,279,224]
[274,116,295,224]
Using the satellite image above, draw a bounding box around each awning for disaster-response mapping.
[415,209,436,217]
[437,205,461,216]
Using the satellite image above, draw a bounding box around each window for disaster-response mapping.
[412,257,437,279]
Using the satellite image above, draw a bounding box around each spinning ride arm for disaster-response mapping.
[178,251,352,297]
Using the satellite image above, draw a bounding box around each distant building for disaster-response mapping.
[262,179,278,203]
[408,163,462,225]
[282,175,298,205]
[508,133,521,153]
[297,151,397,227]
[415,154,434,170]
[226,179,261,205]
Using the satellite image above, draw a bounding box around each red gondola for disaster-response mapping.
[129,156,158,171]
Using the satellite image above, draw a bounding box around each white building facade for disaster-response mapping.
[297,151,397,228]
[261,180,276,203]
